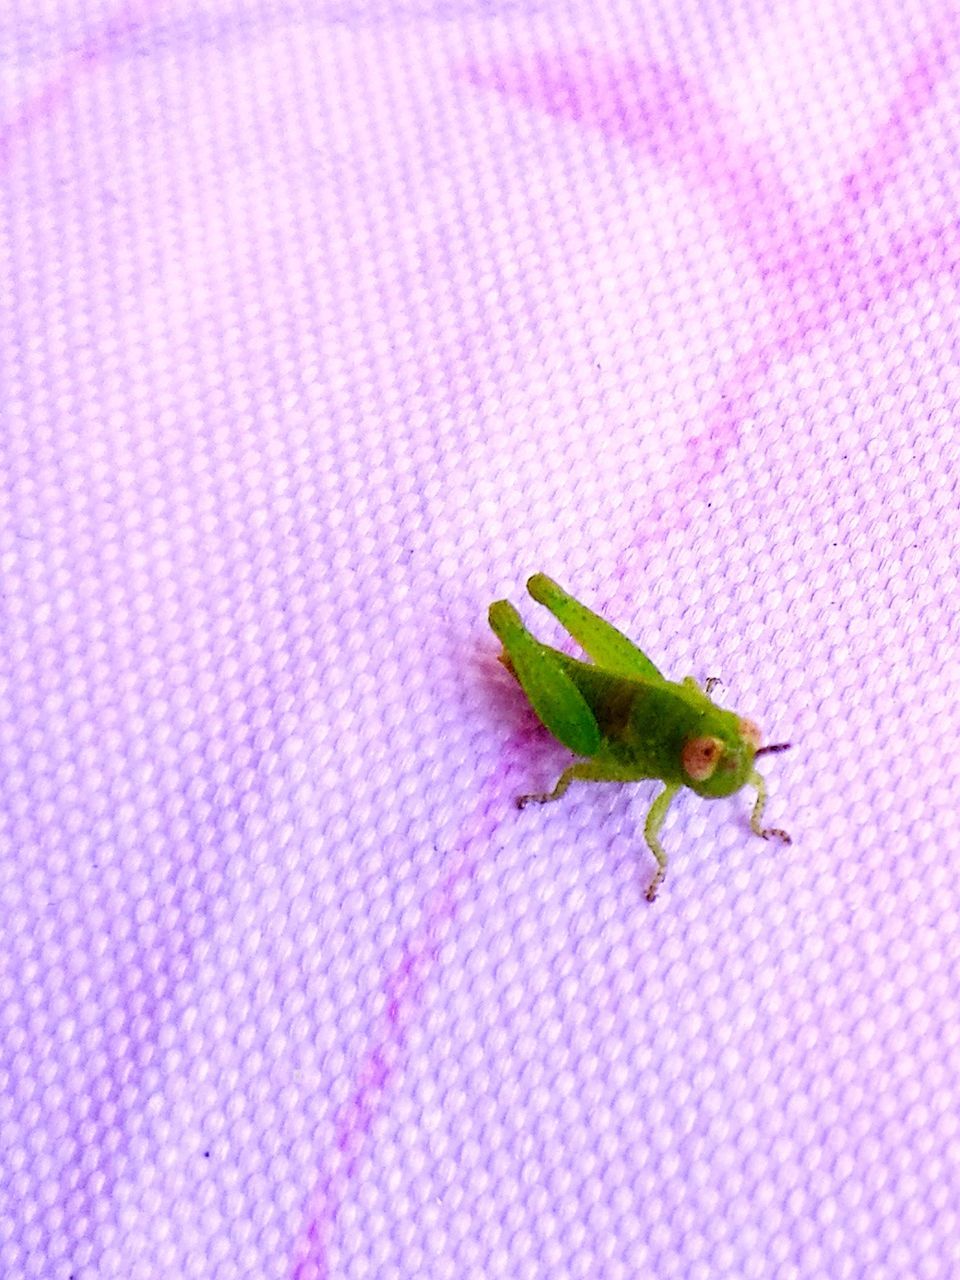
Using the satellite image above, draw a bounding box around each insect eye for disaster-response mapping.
[681,736,723,781]
[738,718,762,750]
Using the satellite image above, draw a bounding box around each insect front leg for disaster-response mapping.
[642,782,681,902]
[748,769,792,845]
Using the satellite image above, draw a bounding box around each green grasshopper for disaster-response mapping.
[489,574,791,901]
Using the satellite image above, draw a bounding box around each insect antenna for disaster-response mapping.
[755,742,791,757]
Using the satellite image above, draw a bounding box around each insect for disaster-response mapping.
[489,574,791,900]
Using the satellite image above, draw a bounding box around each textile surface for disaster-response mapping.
[3,2,959,1277]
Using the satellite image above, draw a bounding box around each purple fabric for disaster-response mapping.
[3,3,959,1277]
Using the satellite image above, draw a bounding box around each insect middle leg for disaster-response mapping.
[516,760,623,809]
[518,766,680,903]
[642,782,680,902]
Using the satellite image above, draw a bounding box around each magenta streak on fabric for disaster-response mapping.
[290,21,960,1276]
[463,16,960,562]
[0,4,158,166]
[290,735,536,1280]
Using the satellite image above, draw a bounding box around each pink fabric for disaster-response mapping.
[3,3,959,1278]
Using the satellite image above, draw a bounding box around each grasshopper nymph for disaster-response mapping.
[489,575,791,900]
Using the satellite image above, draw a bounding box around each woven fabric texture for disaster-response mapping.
[2,2,959,1278]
